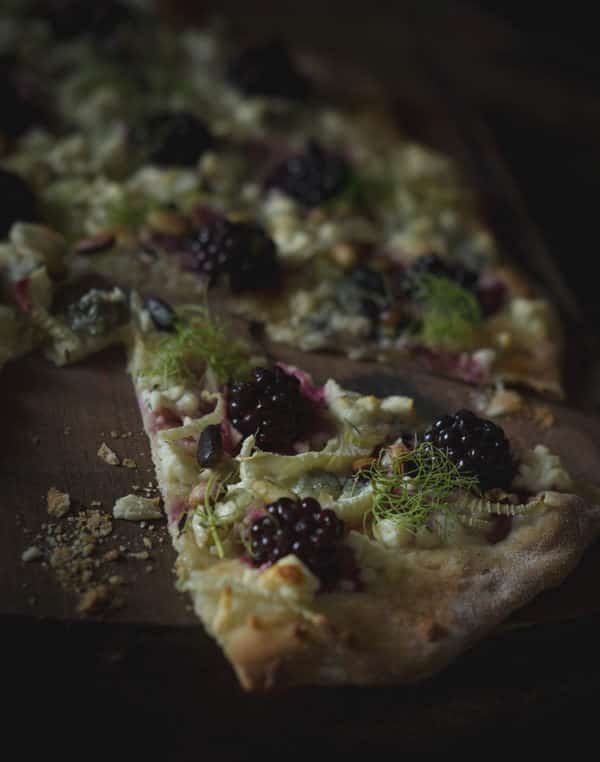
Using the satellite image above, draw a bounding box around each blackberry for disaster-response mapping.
[186,219,281,293]
[266,140,350,207]
[0,169,38,238]
[247,496,345,586]
[403,254,478,293]
[227,366,317,453]
[0,69,41,140]
[227,40,310,100]
[135,111,214,167]
[423,409,515,491]
[35,0,134,39]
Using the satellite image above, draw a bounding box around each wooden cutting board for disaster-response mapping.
[3,346,600,629]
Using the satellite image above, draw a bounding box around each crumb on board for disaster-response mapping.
[47,487,71,518]
[113,494,162,521]
[97,442,120,466]
[130,550,150,561]
[22,545,42,562]
[122,458,137,469]
[475,388,556,429]
[77,584,110,614]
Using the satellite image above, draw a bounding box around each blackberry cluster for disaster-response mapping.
[36,0,133,40]
[423,409,515,491]
[227,40,310,100]
[266,140,350,207]
[403,254,478,293]
[0,169,38,237]
[136,111,214,167]
[228,366,316,453]
[186,219,281,294]
[247,497,344,585]
[0,68,41,140]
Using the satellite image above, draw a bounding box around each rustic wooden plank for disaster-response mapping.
[4,346,600,631]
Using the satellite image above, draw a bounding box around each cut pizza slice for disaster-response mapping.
[128,299,599,690]
[0,2,566,397]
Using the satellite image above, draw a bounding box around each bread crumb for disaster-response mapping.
[143,537,153,549]
[22,546,42,562]
[77,584,110,614]
[122,458,137,469]
[97,442,120,466]
[531,404,555,430]
[113,494,162,521]
[47,487,71,518]
[130,551,150,561]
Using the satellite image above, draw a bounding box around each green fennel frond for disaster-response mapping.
[364,442,480,535]
[411,273,482,350]
[148,306,251,387]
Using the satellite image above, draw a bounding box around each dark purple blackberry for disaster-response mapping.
[247,496,345,586]
[0,68,42,140]
[34,0,134,39]
[227,366,317,453]
[0,169,38,238]
[266,140,350,208]
[423,409,516,491]
[227,40,310,100]
[135,111,214,167]
[403,254,479,294]
[185,219,281,293]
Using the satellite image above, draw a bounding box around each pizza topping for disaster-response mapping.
[423,409,515,491]
[228,365,321,453]
[67,288,129,336]
[410,274,482,351]
[144,296,176,332]
[73,233,116,256]
[513,444,573,493]
[245,496,346,588]
[366,442,480,537]
[0,68,41,140]
[135,111,214,167]
[0,169,38,238]
[403,254,478,295]
[197,423,224,468]
[266,140,351,207]
[186,218,281,293]
[144,306,251,386]
[227,40,311,100]
[36,0,134,40]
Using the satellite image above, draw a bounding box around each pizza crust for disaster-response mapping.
[190,492,600,690]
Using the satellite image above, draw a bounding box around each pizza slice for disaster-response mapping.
[0,2,566,397]
[128,299,599,690]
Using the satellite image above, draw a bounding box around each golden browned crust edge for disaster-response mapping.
[218,492,599,690]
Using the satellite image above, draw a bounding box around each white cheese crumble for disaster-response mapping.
[514,445,573,493]
[113,494,163,521]
[255,555,319,603]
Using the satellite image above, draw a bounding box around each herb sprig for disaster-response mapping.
[411,274,482,350]
[364,442,480,535]
[147,306,251,387]
[194,471,235,559]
